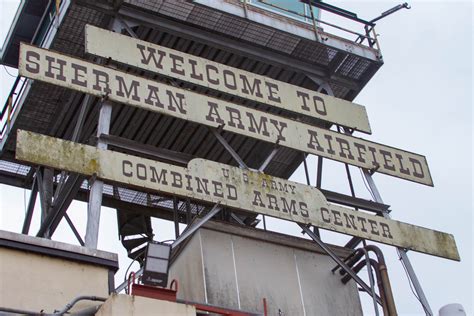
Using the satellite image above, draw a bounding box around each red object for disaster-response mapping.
[131,278,178,302]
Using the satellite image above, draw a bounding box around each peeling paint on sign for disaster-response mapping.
[15,130,458,261]
[18,43,433,186]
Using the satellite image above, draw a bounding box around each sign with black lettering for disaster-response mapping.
[18,43,433,186]
[15,130,459,261]
[85,25,372,134]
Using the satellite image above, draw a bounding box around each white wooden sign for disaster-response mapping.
[85,25,372,134]
[18,43,433,186]
[16,130,459,261]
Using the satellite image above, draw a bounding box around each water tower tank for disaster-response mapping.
[439,303,466,316]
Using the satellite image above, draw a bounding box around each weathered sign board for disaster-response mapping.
[84,25,372,134]
[16,130,459,261]
[18,43,433,186]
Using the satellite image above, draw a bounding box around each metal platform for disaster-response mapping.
[0,0,383,224]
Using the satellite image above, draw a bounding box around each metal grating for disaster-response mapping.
[240,23,275,46]
[0,160,30,176]
[266,31,300,54]
[159,0,194,21]
[125,0,164,12]
[52,5,105,57]
[214,14,248,38]
[329,82,351,99]
[336,54,359,77]
[347,58,371,80]
[187,5,222,29]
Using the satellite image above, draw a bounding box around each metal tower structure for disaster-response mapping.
[0,1,459,315]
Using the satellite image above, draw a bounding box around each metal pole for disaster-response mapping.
[210,127,248,168]
[85,100,112,248]
[299,223,382,305]
[22,177,38,234]
[363,170,433,315]
[364,249,380,316]
[41,168,54,227]
[173,196,180,239]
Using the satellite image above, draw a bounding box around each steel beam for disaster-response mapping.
[21,176,38,234]
[99,134,192,166]
[41,168,54,226]
[64,213,85,246]
[85,100,112,248]
[258,147,279,172]
[210,128,248,169]
[37,174,84,237]
[363,170,433,315]
[173,196,180,239]
[299,223,381,305]
[52,95,93,211]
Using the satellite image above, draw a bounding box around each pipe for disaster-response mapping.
[52,296,107,315]
[341,258,388,315]
[365,245,398,316]
[0,306,43,315]
[70,304,102,316]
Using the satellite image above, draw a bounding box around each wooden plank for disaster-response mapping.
[85,25,372,134]
[16,130,459,261]
[18,43,433,186]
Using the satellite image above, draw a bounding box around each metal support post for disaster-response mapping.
[302,153,320,237]
[210,127,248,168]
[258,147,279,172]
[173,197,180,239]
[363,170,433,315]
[185,199,192,224]
[36,174,84,237]
[54,95,92,201]
[315,81,430,314]
[21,176,38,234]
[299,223,381,305]
[64,213,85,246]
[316,156,323,188]
[41,168,54,228]
[85,100,112,248]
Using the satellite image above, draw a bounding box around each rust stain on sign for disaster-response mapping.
[18,43,433,186]
[15,130,459,261]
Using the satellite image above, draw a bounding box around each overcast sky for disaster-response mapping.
[0,1,472,315]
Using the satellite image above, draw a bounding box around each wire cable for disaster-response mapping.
[2,65,17,78]
[398,250,432,315]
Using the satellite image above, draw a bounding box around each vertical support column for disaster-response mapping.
[173,196,180,239]
[85,101,112,248]
[41,168,54,225]
[363,170,433,316]
[314,78,432,315]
